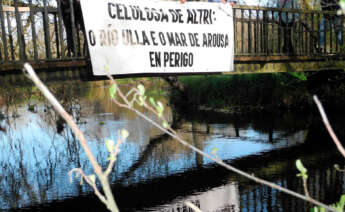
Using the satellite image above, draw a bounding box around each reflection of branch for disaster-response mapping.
[23,63,119,212]
[108,75,338,212]
[118,133,170,183]
[313,95,345,158]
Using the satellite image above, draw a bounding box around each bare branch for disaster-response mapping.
[313,95,345,159]
[185,201,202,212]
[69,168,107,205]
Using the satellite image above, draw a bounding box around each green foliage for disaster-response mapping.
[137,84,145,96]
[137,84,147,106]
[296,159,308,180]
[109,84,117,99]
[311,195,345,212]
[173,74,310,112]
[212,148,219,156]
[156,101,164,117]
[121,129,129,140]
[288,72,307,81]
[105,139,115,154]
[162,121,169,129]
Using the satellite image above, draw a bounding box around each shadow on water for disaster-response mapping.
[0,71,345,211]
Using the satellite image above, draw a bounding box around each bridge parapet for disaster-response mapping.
[233,5,345,60]
[0,2,344,72]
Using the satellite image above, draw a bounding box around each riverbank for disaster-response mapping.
[170,71,345,114]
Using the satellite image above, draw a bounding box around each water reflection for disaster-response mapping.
[0,74,344,211]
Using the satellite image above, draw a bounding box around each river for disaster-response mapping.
[0,70,344,212]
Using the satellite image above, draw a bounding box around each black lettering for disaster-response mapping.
[88,30,96,46]
[163,52,169,67]
[160,9,169,22]
[166,32,176,46]
[186,9,193,24]
[150,31,158,46]
[180,33,187,46]
[108,3,116,19]
[145,7,154,21]
[159,32,166,45]
[124,5,131,20]
[163,52,193,67]
[149,51,161,67]
[131,6,140,20]
[139,8,146,21]
[142,31,150,45]
[176,9,184,23]
[116,4,124,20]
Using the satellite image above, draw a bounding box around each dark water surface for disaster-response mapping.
[0,72,344,212]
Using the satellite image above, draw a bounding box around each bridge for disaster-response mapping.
[1,1,345,74]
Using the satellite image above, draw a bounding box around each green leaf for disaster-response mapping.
[109,84,117,99]
[162,121,169,129]
[121,129,129,140]
[88,174,96,184]
[212,147,219,155]
[288,72,307,81]
[156,101,164,117]
[138,95,146,106]
[338,195,345,208]
[137,84,145,96]
[296,159,307,174]
[105,139,115,153]
[99,121,105,125]
[107,154,116,161]
[311,206,318,212]
[149,97,157,107]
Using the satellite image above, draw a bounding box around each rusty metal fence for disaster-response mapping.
[233,5,345,58]
[0,0,86,63]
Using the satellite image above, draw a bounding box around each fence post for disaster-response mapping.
[14,0,26,61]
[54,14,60,58]
[6,12,14,60]
[248,9,252,54]
[57,0,66,58]
[241,8,244,54]
[29,0,38,60]
[43,0,52,59]
[69,0,78,57]
[0,0,8,61]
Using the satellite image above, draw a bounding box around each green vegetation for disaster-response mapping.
[172,73,310,113]
[170,71,345,114]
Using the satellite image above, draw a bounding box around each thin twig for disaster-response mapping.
[185,201,202,212]
[313,95,345,159]
[69,168,108,205]
[302,178,310,198]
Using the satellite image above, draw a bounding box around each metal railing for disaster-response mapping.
[0,0,86,63]
[0,2,343,65]
[233,5,345,58]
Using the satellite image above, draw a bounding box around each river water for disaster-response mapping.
[0,71,344,212]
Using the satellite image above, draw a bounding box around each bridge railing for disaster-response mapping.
[0,0,86,64]
[233,5,345,59]
[0,2,344,66]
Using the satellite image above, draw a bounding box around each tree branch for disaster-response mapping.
[313,95,345,159]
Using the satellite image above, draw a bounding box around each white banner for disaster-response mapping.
[80,0,234,76]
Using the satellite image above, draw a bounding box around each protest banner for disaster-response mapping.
[80,0,234,75]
